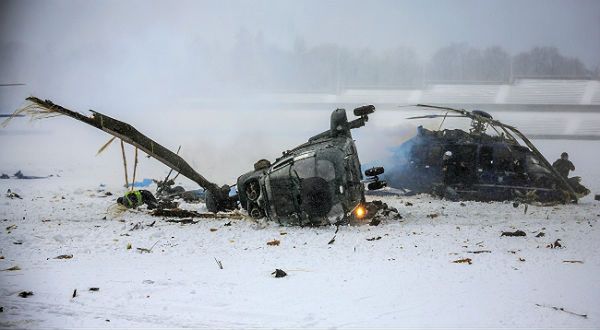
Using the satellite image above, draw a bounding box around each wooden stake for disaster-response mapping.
[96,136,116,156]
[131,147,139,191]
[120,139,129,188]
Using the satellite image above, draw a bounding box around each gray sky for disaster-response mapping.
[2,0,598,62]
[1,0,599,111]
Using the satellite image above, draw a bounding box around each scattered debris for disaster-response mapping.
[89,287,100,291]
[405,202,413,206]
[126,243,132,250]
[5,224,16,233]
[214,257,223,269]
[369,218,381,226]
[512,202,519,208]
[452,258,472,265]
[366,236,382,241]
[563,260,583,264]
[6,189,22,199]
[427,213,439,219]
[152,208,244,219]
[2,265,21,271]
[210,228,218,232]
[130,222,142,231]
[501,230,526,237]
[165,218,198,225]
[460,202,466,206]
[535,232,545,238]
[0,174,9,179]
[72,289,77,298]
[54,254,73,260]
[267,239,280,246]
[14,170,51,179]
[519,257,526,262]
[137,241,159,253]
[535,303,587,318]
[152,208,201,218]
[362,201,402,224]
[272,269,287,278]
[328,236,336,245]
[547,239,563,249]
[18,291,33,298]
[524,204,529,214]
[466,250,491,254]
[224,221,232,226]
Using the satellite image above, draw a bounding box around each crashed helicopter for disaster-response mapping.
[384,104,590,203]
[9,97,387,226]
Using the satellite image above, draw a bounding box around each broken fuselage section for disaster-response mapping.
[232,105,380,226]
[386,105,583,203]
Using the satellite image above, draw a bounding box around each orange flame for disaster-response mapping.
[355,205,367,219]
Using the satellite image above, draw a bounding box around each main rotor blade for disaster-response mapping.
[406,114,467,120]
[415,104,469,115]
[23,97,222,195]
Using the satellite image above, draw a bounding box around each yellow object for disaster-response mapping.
[354,205,367,219]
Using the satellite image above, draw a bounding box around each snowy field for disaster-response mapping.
[1,111,600,328]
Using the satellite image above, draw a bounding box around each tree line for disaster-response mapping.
[227,31,599,92]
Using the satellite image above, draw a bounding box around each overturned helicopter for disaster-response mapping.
[385,104,589,203]
[12,97,386,226]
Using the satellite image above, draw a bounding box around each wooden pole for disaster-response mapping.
[131,147,139,191]
[120,139,129,188]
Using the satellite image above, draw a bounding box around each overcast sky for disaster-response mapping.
[2,0,598,61]
[1,0,599,111]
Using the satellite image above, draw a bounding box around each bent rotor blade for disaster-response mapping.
[415,104,469,114]
[406,114,466,120]
[24,97,222,195]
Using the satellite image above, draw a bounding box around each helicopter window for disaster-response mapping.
[317,160,336,181]
[293,157,336,181]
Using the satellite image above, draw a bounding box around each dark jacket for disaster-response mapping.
[552,159,575,178]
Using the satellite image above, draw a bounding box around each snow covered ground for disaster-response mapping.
[1,113,599,328]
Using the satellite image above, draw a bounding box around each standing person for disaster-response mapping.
[552,152,575,178]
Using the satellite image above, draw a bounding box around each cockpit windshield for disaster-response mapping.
[293,157,336,181]
[266,155,337,218]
